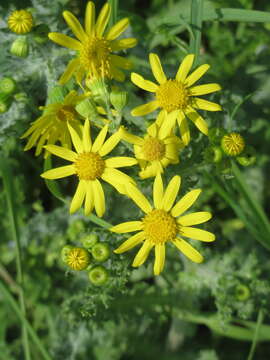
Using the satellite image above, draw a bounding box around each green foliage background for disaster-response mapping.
[1,0,270,359]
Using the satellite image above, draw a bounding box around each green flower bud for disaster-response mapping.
[208,127,227,145]
[203,145,223,163]
[10,36,29,58]
[48,86,69,104]
[221,132,245,156]
[66,247,91,271]
[61,245,73,263]
[85,77,107,101]
[75,98,98,118]
[236,146,256,167]
[0,94,11,112]
[92,242,110,262]
[88,265,109,286]
[110,90,128,112]
[33,24,50,44]
[235,284,250,301]
[81,233,99,249]
[0,77,16,95]
[67,219,86,241]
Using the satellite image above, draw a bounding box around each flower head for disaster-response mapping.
[120,121,183,179]
[21,91,85,157]
[8,9,33,34]
[48,1,137,84]
[131,53,222,145]
[221,132,245,156]
[41,119,137,217]
[111,174,215,275]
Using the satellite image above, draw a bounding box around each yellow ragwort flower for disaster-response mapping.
[21,91,85,157]
[41,119,137,217]
[221,132,245,156]
[48,1,137,84]
[119,122,184,179]
[66,247,90,270]
[8,9,33,34]
[131,53,222,145]
[111,174,215,275]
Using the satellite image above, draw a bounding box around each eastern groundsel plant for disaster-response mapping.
[41,119,137,216]
[111,174,215,275]
[48,1,137,84]
[131,53,222,145]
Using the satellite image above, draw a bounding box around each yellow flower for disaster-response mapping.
[21,91,85,157]
[41,119,137,217]
[8,10,33,34]
[221,132,245,156]
[66,247,90,270]
[119,122,184,179]
[111,174,215,275]
[131,53,222,145]
[48,1,137,84]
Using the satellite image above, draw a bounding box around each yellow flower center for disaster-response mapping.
[66,247,90,271]
[80,37,112,77]
[142,209,177,244]
[8,10,33,34]
[221,133,245,156]
[141,137,165,161]
[56,105,76,122]
[74,152,105,180]
[156,79,189,112]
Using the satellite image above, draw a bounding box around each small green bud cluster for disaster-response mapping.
[0,77,17,113]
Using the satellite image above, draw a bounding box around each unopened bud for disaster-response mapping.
[10,37,29,58]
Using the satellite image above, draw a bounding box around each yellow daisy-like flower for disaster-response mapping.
[131,53,222,145]
[119,121,184,179]
[41,119,137,217]
[21,91,85,157]
[48,1,137,84]
[111,174,215,275]
[8,10,33,34]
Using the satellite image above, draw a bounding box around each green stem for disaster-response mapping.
[89,214,112,228]
[189,0,203,65]
[247,309,264,360]
[108,0,118,27]
[0,281,53,360]
[0,158,31,360]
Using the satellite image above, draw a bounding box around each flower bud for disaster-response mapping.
[203,145,223,163]
[48,86,69,104]
[81,233,99,249]
[235,284,250,301]
[8,9,33,34]
[75,98,98,118]
[85,77,107,101]
[0,99,10,113]
[61,245,73,263]
[236,146,256,166]
[10,37,29,58]
[221,132,245,156]
[0,77,16,95]
[91,243,110,262]
[33,24,50,44]
[66,247,91,271]
[110,89,128,112]
[88,265,109,286]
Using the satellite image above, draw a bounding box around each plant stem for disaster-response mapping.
[247,309,264,360]
[189,0,203,65]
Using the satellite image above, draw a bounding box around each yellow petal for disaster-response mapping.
[126,184,152,214]
[110,66,125,82]
[95,2,111,37]
[105,157,137,168]
[114,231,146,253]
[110,221,143,233]
[147,123,157,137]
[181,227,215,242]
[131,101,159,117]
[131,73,158,92]
[111,38,137,51]
[139,163,162,179]
[41,165,75,179]
[154,243,165,275]
[149,53,167,84]
[44,145,77,162]
[70,180,86,214]
[63,11,87,42]
[178,212,212,226]
[162,175,181,211]
[59,58,80,85]
[153,173,163,209]
[177,113,190,145]
[82,118,92,152]
[102,167,135,185]
[85,1,95,35]
[91,179,105,217]
[84,185,94,216]
[176,54,194,82]
[173,238,203,263]
[185,64,210,87]
[186,107,208,135]
[106,17,129,40]
[68,124,83,153]
[165,144,180,160]
[99,131,120,156]
[193,98,222,112]
[119,127,143,146]
[48,32,81,50]
[155,109,166,126]
[171,189,201,217]
[159,110,178,139]
[92,125,108,153]
[190,83,221,96]
[132,240,153,267]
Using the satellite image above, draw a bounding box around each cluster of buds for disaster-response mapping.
[61,234,110,286]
